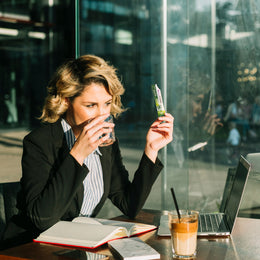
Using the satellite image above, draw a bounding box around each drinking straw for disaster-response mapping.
[170,187,181,222]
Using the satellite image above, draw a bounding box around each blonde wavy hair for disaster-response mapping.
[39,54,125,123]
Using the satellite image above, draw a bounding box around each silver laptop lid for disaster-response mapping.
[246,153,260,172]
[224,155,251,233]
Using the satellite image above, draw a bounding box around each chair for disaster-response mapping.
[0,182,20,238]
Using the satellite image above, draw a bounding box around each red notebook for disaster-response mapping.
[33,217,157,249]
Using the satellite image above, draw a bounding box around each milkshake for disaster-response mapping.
[168,210,199,258]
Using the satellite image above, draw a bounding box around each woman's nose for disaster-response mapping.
[97,106,109,116]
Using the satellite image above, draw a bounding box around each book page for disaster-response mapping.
[34,221,128,248]
[96,219,136,236]
[95,218,157,236]
[73,217,157,236]
[72,217,140,236]
[72,216,103,225]
[130,223,157,236]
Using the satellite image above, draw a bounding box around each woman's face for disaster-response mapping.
[65,82,112,129]
[191,94,204,121]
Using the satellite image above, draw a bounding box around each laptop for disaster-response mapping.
[158,155,251,237]
[246,153,260,172]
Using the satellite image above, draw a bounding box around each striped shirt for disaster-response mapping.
[61,118,104,216]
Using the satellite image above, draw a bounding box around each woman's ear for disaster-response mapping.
[63,97,71,110]
[64,97,70,105]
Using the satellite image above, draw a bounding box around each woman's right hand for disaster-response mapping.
[203,112,223,136]
[69,114,114,165]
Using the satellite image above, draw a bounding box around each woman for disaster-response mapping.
[1,54,173,248]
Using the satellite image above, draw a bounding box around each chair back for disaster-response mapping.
[0,182,20,238]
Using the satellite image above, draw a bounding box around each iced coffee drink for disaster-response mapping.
[168,210,199,258]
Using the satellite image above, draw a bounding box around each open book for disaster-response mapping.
[33,217,157,249]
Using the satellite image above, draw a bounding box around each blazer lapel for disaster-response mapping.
[51,118,70,153]
[50,119,84,210]
[99,145,112,197]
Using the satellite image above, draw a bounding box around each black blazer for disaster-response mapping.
[1,118,163,248]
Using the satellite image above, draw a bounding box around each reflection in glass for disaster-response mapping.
[0,1,75,181]
[77,0,260,217]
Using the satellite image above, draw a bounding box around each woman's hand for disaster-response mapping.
[203,112,223,136]
[70,114,114,165]
[145,113,174,163]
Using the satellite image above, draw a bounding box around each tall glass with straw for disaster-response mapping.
[168,187,199,258]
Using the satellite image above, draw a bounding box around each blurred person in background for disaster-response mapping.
[226,121,241,165]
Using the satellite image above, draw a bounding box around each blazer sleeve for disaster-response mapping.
[20,127,88,231]
[108,141,163,218]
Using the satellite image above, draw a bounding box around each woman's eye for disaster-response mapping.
[194,98,202,104]
[106,101,112,106]
[86,104,95,108]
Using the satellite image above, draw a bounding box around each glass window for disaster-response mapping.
[78,0,260,218]
[0,1,75,182]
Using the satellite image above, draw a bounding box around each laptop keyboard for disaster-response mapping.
[198,213,227,233]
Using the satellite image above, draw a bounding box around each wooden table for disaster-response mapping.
[1,209,260,260]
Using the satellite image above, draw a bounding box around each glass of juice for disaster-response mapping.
[168,210,199,258]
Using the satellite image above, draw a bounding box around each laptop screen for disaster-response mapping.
[224,155,250,232]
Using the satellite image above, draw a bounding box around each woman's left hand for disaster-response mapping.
[145,113,174,163]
